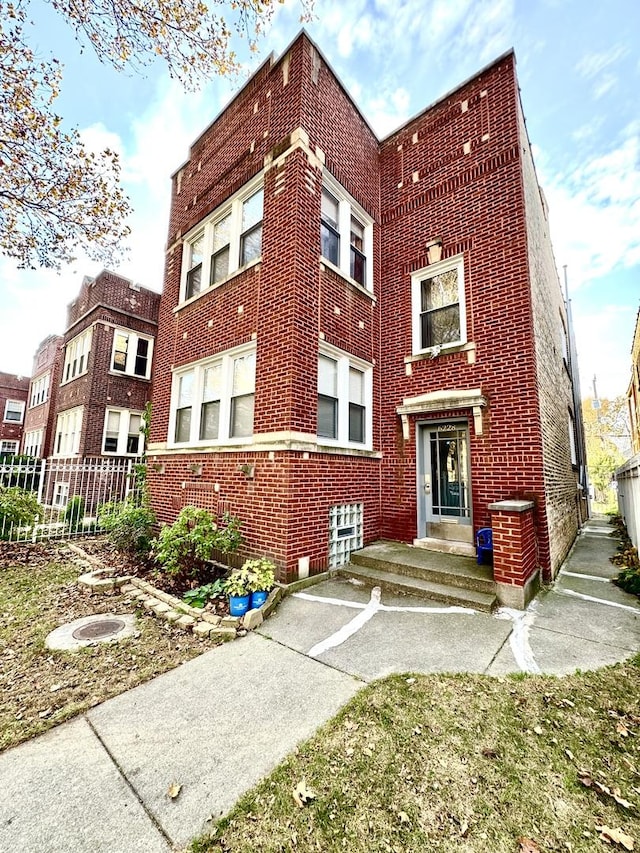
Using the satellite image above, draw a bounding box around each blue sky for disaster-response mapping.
[1,0,638,400]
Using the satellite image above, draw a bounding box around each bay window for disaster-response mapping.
[103,409,144,455]
[111,330,153,379]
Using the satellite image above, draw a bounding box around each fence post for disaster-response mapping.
[125,458,133,500]
[37,459,46,505]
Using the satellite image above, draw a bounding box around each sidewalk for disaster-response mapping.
[1,517,638,852]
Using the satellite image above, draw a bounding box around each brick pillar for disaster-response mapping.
[488,499,539,609]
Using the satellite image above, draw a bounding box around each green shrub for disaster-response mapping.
[153,507,242,578]
[242,557,276,592]
[0,486,41,538]
[98,500,156,555]
[63,496,85,532]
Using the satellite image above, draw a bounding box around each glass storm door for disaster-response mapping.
[419,423,471,538]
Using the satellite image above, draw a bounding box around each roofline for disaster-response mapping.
[380,47,516,144]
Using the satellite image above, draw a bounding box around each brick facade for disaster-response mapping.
[53,270,160,457]
[0,372,30,454]
[21,334,63,458]
[147,33,585,588]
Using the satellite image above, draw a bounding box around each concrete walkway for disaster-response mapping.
[1,517,638,852]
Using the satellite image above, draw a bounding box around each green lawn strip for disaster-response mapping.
[0,558,209,752]
[193,658,640,853]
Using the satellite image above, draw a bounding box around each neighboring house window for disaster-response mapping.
[111,329,153,379]
[54,406,83,456]
[53,482,69,508]
[103,409,143,455]
[23,430,43,457]
[568,410,577,466]
[29,373,50,408]
[62,328,92,383]
[169,345,256,446]
[320,174,373,291]
[0,440,18,455]
[317,345,373,448]
[180,178,264,304]
[411,254,466,354]
[4,399,25,423]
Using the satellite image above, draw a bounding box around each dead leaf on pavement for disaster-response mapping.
[167,782,182,799]
[517,836,541,852]
[596,824,635,850]
[293,779,316,808]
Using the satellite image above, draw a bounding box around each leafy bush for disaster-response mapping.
[242,557,276,592]
[183,580,226,608]
[224,567,252,598]
[63,496,85,533]
[98,499,156,555]
[153,507,242,578]
[0,486,41,538]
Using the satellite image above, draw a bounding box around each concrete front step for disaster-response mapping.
[337,564,497,612]
[350,540,495,595]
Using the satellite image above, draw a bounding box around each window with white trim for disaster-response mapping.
[4,399,25,423]
[53,482,69,508]
[317,345,373,449]
[169,346,256,446]
[181,179,264,303]
[103,409,144,455]
[54,406,83,456]
[29,373,50,408]
[62,328,92,383]
[411,254,466,354]
[0,440,18,455]
[111,329,153,379]
[23,429,43,457]
[320,175,373,291]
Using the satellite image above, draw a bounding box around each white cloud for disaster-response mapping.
[572,304,635,400]
[593,73,617,100]
[576,44,628,79]
[539,123,640,286]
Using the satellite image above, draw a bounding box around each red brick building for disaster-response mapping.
[147,33,586,607]
[0,372,30,456]
[21,334,64,459]
[52,270,160,460]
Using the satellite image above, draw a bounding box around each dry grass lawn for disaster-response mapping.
[193,658,640,853]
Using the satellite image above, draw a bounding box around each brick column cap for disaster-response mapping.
[488,499,535,512]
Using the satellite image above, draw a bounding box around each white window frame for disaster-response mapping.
[23,429,43,458]
[0,440,19,455]
[110,329,154,379]
[53,406,84,457]
[411,254,466,356]
[179,175,264,305]
[4,399,25,424]
[29,373,50,408]
[102,408,145,456]
[317,342,373,451]
[53,482,69,508]
[168,343,256,448]
[62,328,92,384]
[320,172,374,293]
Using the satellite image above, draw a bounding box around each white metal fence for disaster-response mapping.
[0,456,139,542]
[616,453,640,549]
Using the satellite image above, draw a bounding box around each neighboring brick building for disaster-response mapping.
[0,372,30,455]
[628,307,640,455]
[52,270,160,460]
[21,334,64,458]
[147,33,586,606]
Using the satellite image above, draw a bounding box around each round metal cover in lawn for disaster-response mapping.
[45,613,137,651]
[72,618,126,641]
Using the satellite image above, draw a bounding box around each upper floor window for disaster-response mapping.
[23,429,43,458]
[320,175,373,292]
[103,409,143,455]
[54,406,83,456]
[111,330,153,379]
[4,399,25,423]
[411,255,466,355]
[180,179,264,304]
[169,345,256,446]
[317,345,373,449]
[62,328,92,383]
[29,373,50,408]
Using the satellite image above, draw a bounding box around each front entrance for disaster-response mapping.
[417,422,472,547]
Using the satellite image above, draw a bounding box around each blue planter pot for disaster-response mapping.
[228,594,250,617]
[250,590,268,609]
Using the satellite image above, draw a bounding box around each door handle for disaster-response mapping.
[424,474,431,494]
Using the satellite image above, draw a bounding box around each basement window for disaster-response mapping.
[328,503,363,568]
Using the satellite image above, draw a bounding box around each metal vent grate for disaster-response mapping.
[328,503,363,569]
